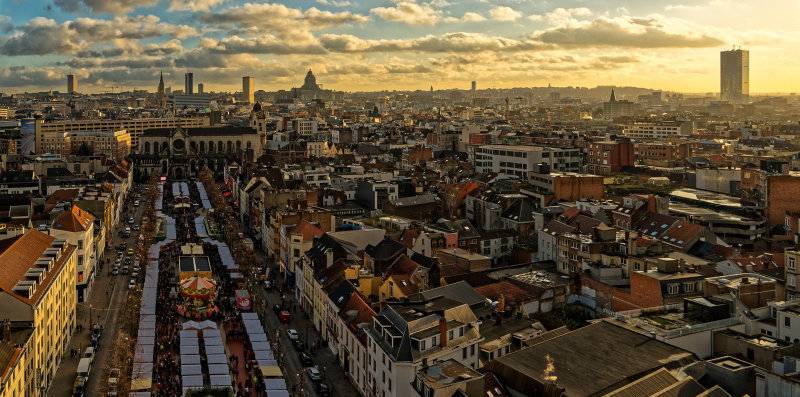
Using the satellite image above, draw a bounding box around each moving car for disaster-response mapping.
[127,249,133,255]
[128,217,134,224]
[298,353,313,366]
[272,304,284,314]
[278,311,291,323]
[112,267,119,275]
[287,329,299,340]
[292,340,304,352]
[133,200,140,206]
[308,367,321,381]
[128,280,136,289]
[121,266,129,274]
[318,383,330,397]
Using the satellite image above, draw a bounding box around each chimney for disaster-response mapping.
[439,318,447,347]
[741,277,749,284]
[498,294,506,313]
[2,320,9,342]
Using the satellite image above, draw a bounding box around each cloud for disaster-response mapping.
[200,2,367,35]
[200,34,326,54]
[460,12,486,22]
[52,0,160,15]
[370,1,440,25]
[0,15,12,33]
[320,32,545,53]
[316,0,352,6]
[489,6,521,21]
[530,15,725,48]
[168,0,226,12]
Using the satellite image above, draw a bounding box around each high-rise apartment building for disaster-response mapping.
[720,49,749,104]
[243,76,254,104]
[67,74,76,94]
[184,72,194,94]
[197,83,204,94]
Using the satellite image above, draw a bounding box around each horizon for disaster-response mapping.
[1,1,799,94]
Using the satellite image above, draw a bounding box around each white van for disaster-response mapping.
[84,347,95,362]
[77,357,92,379]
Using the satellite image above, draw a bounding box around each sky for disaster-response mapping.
[1,0,799,94]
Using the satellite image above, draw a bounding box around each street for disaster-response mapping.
[48,185,147,397]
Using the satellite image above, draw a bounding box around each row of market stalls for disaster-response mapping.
[180,322,230,395]
[172,182,190,199]
[195,181,212,209]
[130,257,161,394]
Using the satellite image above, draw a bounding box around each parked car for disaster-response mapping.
[131,271,139,279]
[121,266,129,274]
[133,200,139,207]
[128,280,136,289]
[292,340,304,352]
[287,329,299,340]
[318,383,330,397]
[124,257,131,265]
[115,257,122,265]
[116,251,123,259]
[263,280,272,291]
[127,249,134,255]
[112,267,119,275]
[298,353,313,366]
[308,367,321,381]
[133,225,140,231]
[272,304,284,314]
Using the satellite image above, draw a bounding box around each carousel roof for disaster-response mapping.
[180,275,217,291]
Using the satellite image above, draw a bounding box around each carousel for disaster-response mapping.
[179,275,217,318]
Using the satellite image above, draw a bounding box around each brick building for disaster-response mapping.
[524,167,603,208]
[585,139,634,176]
[704,273,776,308]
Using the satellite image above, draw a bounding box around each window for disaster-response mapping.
[78,240,83,249]
[420,340,425,350]
[786,317,791,327]
[448,330,454,340]
[789,275,796,287]
[462,347,467,359]
[790,257,796,270]
[470,344,475,355]
[667,284,680,295]
[388,379,392,391]
[459,327,464,337]
[683,282,695,293]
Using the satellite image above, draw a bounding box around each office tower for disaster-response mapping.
[197,83,204,94]
[471,81,476,92]
[243,76,254,104]
[720,48,749,104]
[67,74,77,94]
[185,72,194,94]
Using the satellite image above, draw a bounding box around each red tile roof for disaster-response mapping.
[289,220,323,241]
[53,205,94,233]
[475,280,533,303]
[0,229,74,306]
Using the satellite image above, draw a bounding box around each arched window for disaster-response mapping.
[236,141,241,152]
[218,141,223,153]
[161,142,168,152]
[208,141,214,153]
[144,142,150,154]
[190,141,197,152]
[246,141,252,149]
[200,141,205,153]
[227,141,233,153]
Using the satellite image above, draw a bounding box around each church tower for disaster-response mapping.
[157,71,166,108]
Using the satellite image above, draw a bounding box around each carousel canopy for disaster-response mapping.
[180,276,217,298]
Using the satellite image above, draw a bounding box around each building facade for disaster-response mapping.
[721,49,749,104]
[474,144,582,178]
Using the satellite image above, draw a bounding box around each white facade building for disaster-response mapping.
[474,144,582,178]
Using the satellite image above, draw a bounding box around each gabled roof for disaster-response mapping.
[53,205,94,233]
[387,194,439,208]
[364,238,405,261]
[500,198,535,223]
[289,220,324,242]
[0,229,74,306]
[475,280,534,303]
[46,189,80,205]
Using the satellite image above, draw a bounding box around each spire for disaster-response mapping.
[609,89,616,102]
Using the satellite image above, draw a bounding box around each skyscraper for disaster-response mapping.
[243,76,254,104]
[720,48,749,104]
[197,83,204,95]
[185,72,194,94]
[471,81,476,92]
[67,74,76,94]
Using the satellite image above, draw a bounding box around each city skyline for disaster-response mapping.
[1,0,799,94]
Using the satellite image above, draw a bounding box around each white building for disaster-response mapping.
[292,118,318,136]
[49,205,96,302]
[474,144,582,178]
[622,122,694,140]
[366,298,483,397]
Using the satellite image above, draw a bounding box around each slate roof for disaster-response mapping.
[0,230,75,306]
[364,238,405,261]
[387,194,439,207]
[500,198,535,223]
[52,205,94,232]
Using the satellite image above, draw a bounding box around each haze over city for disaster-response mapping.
[2,0,799,93]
